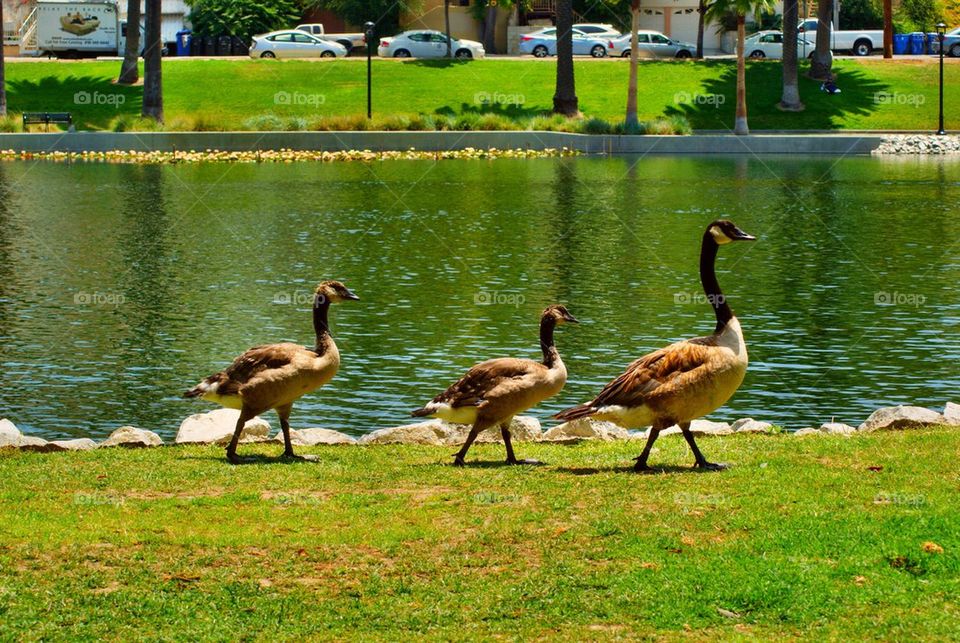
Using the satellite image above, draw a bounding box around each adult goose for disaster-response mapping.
[412,305,579,466]
[184,280,359,464]
[555,220,755,472]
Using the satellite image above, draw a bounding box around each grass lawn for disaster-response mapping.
[4,57,960,132]
[0,429,957,639]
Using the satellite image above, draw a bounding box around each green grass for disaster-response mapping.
[1,429,957,639]
[4,57,959,132]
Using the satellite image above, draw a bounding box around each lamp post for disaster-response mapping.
[365,21,376,120]
[937,22,946,135]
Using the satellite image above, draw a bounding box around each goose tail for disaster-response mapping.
[554,403,596,422]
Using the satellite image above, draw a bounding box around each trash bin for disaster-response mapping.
[190,35,203,56]
[217,35,232,55]
[893,33,909,54]
[909,32,925,55]
[203,35,216,56]
[231,36,249,56]
[175,29,191,56]
[928,32,940,54]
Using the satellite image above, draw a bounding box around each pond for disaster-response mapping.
[1,155,958,441]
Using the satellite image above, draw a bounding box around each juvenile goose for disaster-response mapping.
[412,305,579,466]
[184,280,359,464]
[556,220,755,472]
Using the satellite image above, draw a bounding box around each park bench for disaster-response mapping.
[22,112,74,132]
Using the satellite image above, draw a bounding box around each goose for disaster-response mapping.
[555,220,756,472]
[412,305,579,466]
[184,280,359,464]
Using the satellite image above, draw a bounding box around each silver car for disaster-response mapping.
[609,30,695,58]
[249,30,347,59]
[519,27,612,58]
[378,30,485,59]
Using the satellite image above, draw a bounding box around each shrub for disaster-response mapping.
[581,117,613,135]
[0,115,23,133]
[242,114,285,131]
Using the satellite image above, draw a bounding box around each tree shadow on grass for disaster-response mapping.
[7,75,142,130]
[664,60,891,130]
[432,101,548,120]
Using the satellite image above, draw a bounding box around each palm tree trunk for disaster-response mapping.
[118,0,141,85]
[780,0,802,110]
[141,0,163,122]
[810,0,833,80]
[0,0,6,117]
[553,0,579,115]
[696,0,707,58]
[482,6,497,54]
[444,0,452,58]
[882,0,893,58]
[625,1,640,126]
[734,13,748,135]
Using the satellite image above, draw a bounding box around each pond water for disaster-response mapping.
[1,156,958,440]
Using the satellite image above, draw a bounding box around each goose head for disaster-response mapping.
[707,220,756,245]
[543,304,579,325]
[315,280,360,305]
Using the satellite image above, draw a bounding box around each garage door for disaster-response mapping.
[670,7,699,44]
[639,8,665,33]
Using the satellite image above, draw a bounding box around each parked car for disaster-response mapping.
[250,30,348,58]
[797,19,883,56]
[295,23,366,52]
[933,26,960,56]
[572,23,622,39]
[745,30,815,59]
[609,30,695,58]
[519,27,613,58]
[378,30,485,59]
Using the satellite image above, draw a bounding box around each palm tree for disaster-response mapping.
[707,0,775,134]
[696,0,710,58]
[883,0,893,58]
[118,0,141,85]
[780,0,803,110]
[625,0,640,127]
[553,0,579,115]
[142,0,163,121]
[809,0,833,80]
[0,0,6,117]
[443,0,452,58]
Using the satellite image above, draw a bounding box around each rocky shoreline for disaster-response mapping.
[1,403,957,454]
[873,135,960,155]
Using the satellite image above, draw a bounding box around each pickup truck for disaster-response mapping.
[797,19,883,56]
[295,24,366,52]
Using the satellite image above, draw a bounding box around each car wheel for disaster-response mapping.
[853,39,871,56]
[951,44,960,57]
[590,45,606,58]
[676,50,692,59]
[455,49,473,59]
[337,40,352,51]
[620,49,631,58]
[533,45,549,58]
[393,49,411,58]
[808,51,815,59]
[260,51,276,59]
[748,50,765,59]
[321,50,336,58]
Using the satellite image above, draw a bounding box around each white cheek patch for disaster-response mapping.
[709,226,733,245]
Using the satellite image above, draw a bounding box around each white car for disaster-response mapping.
[745,31,815,59]
[609,30,695,58]
[573,23,622,39]
[518,27,613,58]
[249,30,347,59]
[378,30,485,59]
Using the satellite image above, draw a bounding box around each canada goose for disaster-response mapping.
[184,280,359,464]
[412,305,579,466]
[555,220,756,472]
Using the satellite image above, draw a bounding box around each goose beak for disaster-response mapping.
[732,227,756,241]
[344,289,360,301]
[564,313,580,324]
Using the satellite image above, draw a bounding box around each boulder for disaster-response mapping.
[943,402,960,426]
[731,418,775,434]
[474,416,543,443]
[0,419,20,448]
[49,439,99,452]
[819,422,857,435]
[16,435,54,452]
[857,406,945,432]
[277,428,357,446]
[793,428,820,437]
[175,409,271,445]
[100,426,163,448]
[360,416,542,446]
[541,418,629,442]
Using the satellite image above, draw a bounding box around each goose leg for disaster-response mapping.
[277,405,296,458]
[633,427,660,472]
[502,423,519,464]
[681,422,727,471]
[453,419,491,467]
[226,408,254,464]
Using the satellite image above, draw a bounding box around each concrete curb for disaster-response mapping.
[0,130,887,155]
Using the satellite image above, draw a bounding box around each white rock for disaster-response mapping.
[360,416,542,446]
[475,416,543,443]
[277,428,357,446]
[687,419,734,436]
[731,418,775,434]
[0,419,20,448]
[943,402,960,426]
[819,422,857,435]
[794,428,820,436]
[16,435,52,452]
[175,409,271,445]
[49,439,99,452]
[857,406,945,432]
[541,418,629,442]
[100,426,163,448]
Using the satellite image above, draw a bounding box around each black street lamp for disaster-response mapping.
[937,22,946,135]
[365,21,376,119]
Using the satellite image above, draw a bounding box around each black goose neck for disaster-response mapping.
[700,231,734,333]
[540,315,559,366]
[313,297,331,350]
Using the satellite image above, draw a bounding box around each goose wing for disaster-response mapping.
[187,343,308,397]
[429,358,542,409]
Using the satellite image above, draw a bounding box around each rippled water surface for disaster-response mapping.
[1,156,958,440]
